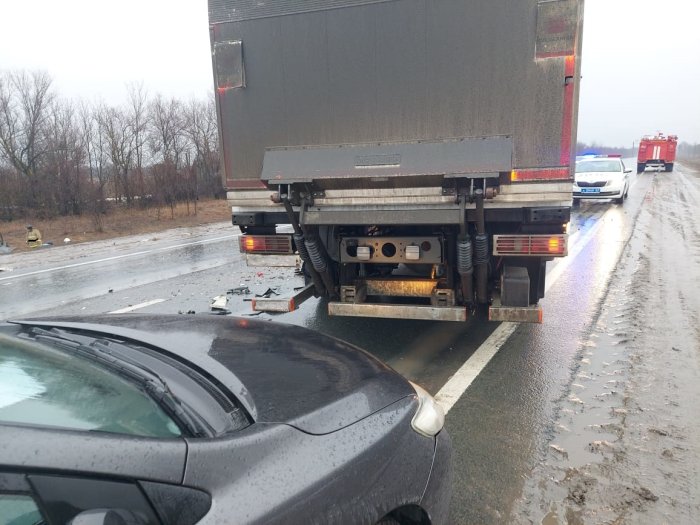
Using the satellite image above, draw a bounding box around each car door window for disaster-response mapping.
[0,333,181,438]
[0,494,44,525]
[29,475,160,525]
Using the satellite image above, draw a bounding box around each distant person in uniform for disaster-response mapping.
[26,225,42,248]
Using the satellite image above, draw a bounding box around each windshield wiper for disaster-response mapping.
[23,327,206,437]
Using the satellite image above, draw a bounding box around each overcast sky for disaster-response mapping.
[1,0,698,147]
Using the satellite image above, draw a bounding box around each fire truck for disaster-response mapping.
[637,133,677,173]
[210,0,584,323]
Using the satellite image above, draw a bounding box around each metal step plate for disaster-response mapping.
[328,302,467,322]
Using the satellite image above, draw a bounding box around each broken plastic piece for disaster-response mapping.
[211,295,229,310]
[256,288,280,298]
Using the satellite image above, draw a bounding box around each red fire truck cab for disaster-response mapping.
[637,133,677,173]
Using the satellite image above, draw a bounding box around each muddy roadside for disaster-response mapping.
[0,198,231,254]
[513,164,700,523]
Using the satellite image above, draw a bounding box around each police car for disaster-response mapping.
[573,155,631,204]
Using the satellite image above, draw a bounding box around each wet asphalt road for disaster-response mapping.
[1,160,698,523]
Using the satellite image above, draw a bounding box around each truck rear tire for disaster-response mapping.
[637,163,645,173]
[665,163,674,172]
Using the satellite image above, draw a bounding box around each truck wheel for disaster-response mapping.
[665,163,674,172]
[637,163,645,173]
[572,198,580,207]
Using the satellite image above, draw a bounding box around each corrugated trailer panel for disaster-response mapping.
[209,0,583,190]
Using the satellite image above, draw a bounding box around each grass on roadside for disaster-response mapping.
[0,198,231,253]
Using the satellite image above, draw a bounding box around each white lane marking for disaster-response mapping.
[0,234,238,282]
[434,322,518,411]
[109,298,166,314]
[435,208,612,414]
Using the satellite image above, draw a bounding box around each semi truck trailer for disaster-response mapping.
[637,133,677,173]
[209,0,585,322]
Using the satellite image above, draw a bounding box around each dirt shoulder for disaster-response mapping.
[513,163,700,523]
[0,198,231,253]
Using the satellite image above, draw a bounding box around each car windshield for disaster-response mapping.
[0,333,182,438]
[575,160,621,173]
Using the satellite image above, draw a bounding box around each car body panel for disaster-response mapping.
[420,430,453,525]
[1,315,452,523]
[184,397,444,525]
[0,425,187,484]
[10,316,415,434]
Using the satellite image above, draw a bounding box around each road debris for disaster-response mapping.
[256,288,280,298]
[228,286,251,295]
[210,294,229,310]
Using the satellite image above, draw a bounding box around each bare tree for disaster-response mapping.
[77,100,97,184]
[76,101,114,230]
[98,103,135,205]
[44,98,84,215]
[148,94,185,165]
[184,96,221,199]
[678,141,700,159]
[1,68,222,222]
[147,95,187,217]
[127,81,149,197]
[0,70,55,210]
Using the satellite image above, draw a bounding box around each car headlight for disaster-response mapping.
[409,382,445,437]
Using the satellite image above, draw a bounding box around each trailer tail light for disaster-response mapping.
[239,234,293,255]
[493,234,567,257]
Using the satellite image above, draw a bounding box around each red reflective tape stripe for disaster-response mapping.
[511,168,570,181]
[560,55,576,166]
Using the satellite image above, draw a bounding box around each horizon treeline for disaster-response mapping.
[4,70,699,225]
[0,70,222,225]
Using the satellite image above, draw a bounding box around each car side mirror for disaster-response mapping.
[68,509,147,525]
